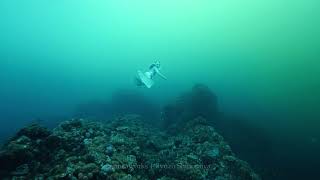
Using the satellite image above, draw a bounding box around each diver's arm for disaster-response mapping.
[155,68,167,80]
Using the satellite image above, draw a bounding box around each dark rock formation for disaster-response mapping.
[160,84,273,178]
[162,83,220,130]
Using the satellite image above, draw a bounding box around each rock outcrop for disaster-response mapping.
[0,115,259,180]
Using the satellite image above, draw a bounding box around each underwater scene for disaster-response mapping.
[1,0,320,179]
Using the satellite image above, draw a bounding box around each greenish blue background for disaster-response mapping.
[0,0,319,143]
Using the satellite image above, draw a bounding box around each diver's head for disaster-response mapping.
[155,61,161,68]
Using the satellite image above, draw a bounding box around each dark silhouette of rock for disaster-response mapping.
[162,83,219,129]
[188,83,219,118]
[161,84,275,178]
[74,89,160,121]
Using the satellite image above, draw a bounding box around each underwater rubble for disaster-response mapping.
[0,114,260,180]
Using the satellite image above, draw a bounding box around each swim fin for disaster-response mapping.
[137,70,154,88]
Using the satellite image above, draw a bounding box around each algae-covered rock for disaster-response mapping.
[0,115,259,180]
[0,124,53,178]
[15,124,51,140]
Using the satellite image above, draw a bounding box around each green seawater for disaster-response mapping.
[0,0,320,178]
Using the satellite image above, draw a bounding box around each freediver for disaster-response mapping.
[135,61,167,88]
